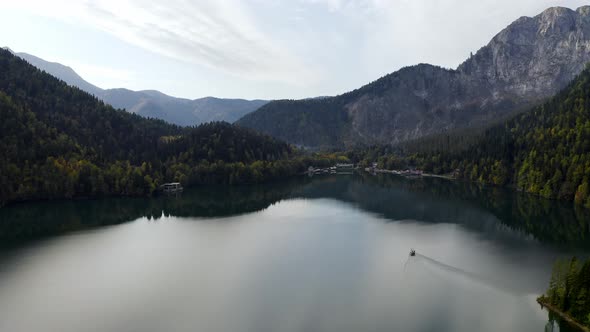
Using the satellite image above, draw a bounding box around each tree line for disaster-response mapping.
[349,65,590,209]
[540,258,590,327]
[0,49,347,206]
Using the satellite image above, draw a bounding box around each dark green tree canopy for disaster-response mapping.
[0,49,325,205]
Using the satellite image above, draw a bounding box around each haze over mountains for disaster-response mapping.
[6,5,590,148]
[0,47,301,205]
[238,6,590,148]
[6,49,268,126]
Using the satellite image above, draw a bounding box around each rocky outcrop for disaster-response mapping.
[238,6,590,148]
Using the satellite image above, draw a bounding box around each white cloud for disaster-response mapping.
[5,0,590,99]
[6,0,319,86]
[297,0,590,82]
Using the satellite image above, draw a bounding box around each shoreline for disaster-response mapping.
[366,167,590,209]
[537,298,590,332]
[421,173,455,180]
[366,168,456,180]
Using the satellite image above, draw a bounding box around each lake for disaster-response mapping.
[1,174,589,332]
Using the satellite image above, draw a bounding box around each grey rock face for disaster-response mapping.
[239,6,590,147]
[460,6,590,99]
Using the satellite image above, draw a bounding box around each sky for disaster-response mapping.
[1,0,588,100]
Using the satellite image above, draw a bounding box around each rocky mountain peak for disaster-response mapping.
[537,6,576,35]
[455,5,590,101]
[237,6,590,147]
[577,5,590,16]
[539,6,574,17]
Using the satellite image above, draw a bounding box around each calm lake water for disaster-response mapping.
[1,174,589,332]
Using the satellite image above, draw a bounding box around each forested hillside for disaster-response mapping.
[12,50,268,126]
[0,49,321,206]
[539,258,590,328]
[399,66,590,207]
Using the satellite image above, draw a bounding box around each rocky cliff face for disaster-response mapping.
[238,6,590,148]
[460,6,590,99]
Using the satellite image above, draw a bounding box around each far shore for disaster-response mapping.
[365,167,456,180]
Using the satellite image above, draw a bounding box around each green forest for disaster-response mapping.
[0,49,345,206]
[352,65,590,208]
[540,258,590,327]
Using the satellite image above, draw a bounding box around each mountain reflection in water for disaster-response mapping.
[0,174,589,332]
[2,174,589,250]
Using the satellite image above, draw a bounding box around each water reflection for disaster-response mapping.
[1,174,589,332]
[2,174,589,250]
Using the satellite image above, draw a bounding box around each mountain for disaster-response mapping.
[9,50,104,97]
[238,6,590,148]
[0,48,299,205]
[406,64,590,206]
[10,51,268,126]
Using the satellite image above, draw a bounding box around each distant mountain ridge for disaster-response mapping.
[7,49,268,126]
[0,48,295,205]
[238,6,590,148]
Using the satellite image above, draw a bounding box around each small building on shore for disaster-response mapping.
[159,182,183,193]
[336,163,354,169]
